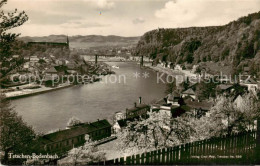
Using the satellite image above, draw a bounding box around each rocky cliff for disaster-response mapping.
[135,11,260,76]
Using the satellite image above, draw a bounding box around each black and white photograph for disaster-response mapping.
[1,0,260,165]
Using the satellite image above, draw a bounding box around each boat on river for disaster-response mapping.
[112,65,119,69]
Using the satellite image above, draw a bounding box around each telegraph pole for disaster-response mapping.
[140,55,143,67]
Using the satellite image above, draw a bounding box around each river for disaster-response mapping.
[12,62,167,133]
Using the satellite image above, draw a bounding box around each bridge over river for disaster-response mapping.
[81,55,151,64]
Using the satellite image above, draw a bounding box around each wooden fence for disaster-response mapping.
[95,130,257,165]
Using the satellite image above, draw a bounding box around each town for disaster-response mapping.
[0,37,142,99]
[1,0,260,165]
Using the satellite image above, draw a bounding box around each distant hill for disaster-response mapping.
[19,35,140,49]
[135,11,260,77]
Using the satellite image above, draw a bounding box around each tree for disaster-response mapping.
[186,53,194,64]
[116,111,194,154]
[190,93,260,142]
[0,0,28,81]
[208,96,237,136]
[205,94,259,136]
[67,116,83,127]
[0,93,36,164]
[195,79,218,100]
[58,135,106,166]
[228,83,247,97]
[233,93,259,130]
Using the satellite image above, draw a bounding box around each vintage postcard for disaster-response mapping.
[0,0,260,165]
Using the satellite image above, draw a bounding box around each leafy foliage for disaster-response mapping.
[135,11,260,77]
[183,39,201,53]
[0,94,36,164]
[67,116,83,127]
[195,79,218,100]
[58,135,106,166]
[191,93,259,140]
[116,93,260,155]
[239,41,255,59]
[221,47,230,60]
[116,111,194,154]
[207,94,259,135]
[0,0,28,81]
[0,0,28,59]
[165,79,177,94]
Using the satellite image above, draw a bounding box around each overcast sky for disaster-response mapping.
[4,0,260,37]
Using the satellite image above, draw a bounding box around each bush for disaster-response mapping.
[67,116,83,127]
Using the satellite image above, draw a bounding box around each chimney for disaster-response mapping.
[134,102,137,107]
[139,97,142,104]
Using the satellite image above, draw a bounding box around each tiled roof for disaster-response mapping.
[188,82,198,88]
[167,91,180,101]
[41,119,111,144]
[182,88,195,95]
[155,98,167,105]
[240,76,257,84]
[217,84,233,90]
[167,94,174,101]
[45,66,58,73]
[172,91,180,97]
[244,78,257,84]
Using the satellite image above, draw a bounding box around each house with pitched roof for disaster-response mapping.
[216,84,234,96]
[181,88,196,99]
[150,92,183,117]
[43,66,60,86]
[166,91,181,106]
[113,98,149,132]
[126,97,150,119]
[150,97,188,118]
[240,77,258,92]
[45,66,58,77]
[39,119,111,154]
[184,99,214,118]
[126,103,150,119]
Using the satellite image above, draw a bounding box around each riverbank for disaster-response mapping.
[145,64,197,78]
[3,66,114,100]
[4,83,74,100]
